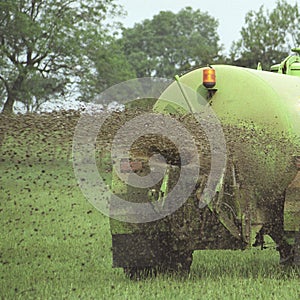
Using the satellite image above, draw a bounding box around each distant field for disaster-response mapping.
[0,113,300,299]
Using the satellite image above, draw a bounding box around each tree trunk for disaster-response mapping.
[1,95,14,114]
[1,73,26,114]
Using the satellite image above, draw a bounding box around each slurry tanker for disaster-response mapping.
[106,49,300,278]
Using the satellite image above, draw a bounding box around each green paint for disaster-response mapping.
[110,51,300,270]
[154,63,300,246]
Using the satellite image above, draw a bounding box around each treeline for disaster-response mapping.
[0,0,299,114]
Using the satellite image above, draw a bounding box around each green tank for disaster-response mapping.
[108,49,300,278]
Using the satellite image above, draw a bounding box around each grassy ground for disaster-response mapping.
[1,160,300,300]
[0,112,299,300]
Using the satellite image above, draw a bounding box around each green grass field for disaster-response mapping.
[1,161,300,300]
[0,113,299,300]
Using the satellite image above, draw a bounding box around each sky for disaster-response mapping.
[115,0,299,53]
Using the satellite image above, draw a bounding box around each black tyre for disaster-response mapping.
[123,251,193,279]
[123,266,157,280]
[160,250,193,275]
[294,230,300,266]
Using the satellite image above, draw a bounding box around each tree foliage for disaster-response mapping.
[230,0,300,69]
[0,0,121,113]
[120,7,223,78]
[79,39,136,104]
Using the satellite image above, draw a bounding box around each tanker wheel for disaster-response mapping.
[123,267,157,280]
[159,250,193,275]
[123,251,193,279]
[294,230,300,266]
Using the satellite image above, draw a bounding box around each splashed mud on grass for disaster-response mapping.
[0,111,299,299]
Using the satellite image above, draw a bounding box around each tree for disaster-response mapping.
[120,7,224,78]
[0,0,121,113]
[79,38,136,104]
[229,0,300,69]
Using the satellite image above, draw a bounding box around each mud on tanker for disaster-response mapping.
[98,48,300,279]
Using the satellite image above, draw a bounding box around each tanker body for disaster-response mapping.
[108,49,300,278]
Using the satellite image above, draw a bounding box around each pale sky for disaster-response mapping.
[116,0,299,53]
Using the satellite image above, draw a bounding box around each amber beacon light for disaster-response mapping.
[203,67,216,88]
